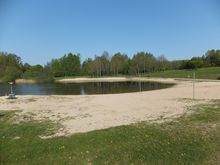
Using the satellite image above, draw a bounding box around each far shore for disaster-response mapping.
[15,77,177,84]
[15,77,219,84]
[15,79,37,84]
[55,77,177,83]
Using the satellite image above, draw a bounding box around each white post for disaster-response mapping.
[193,72,195,99]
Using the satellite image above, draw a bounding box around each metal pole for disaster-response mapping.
[139,81,141,92]
[193,72,195,99]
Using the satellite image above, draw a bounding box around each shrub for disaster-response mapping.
[2,66,22,82]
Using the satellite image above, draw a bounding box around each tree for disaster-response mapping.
[23,64,54,83]
[129,52,158,75]
[187,57,205,69]
[23,64,43,78]
[93,55,102,77]
[3,66,22,82]
[156,55,169,71]
[0,52,23,82]
[46,59,63,77]
[92,52,111,76]
[82,58,93,76]
[130,52,145,75]
[100,51,110,76]
[46,53,81,77]
[110,53,129,75]
[205,49,220,66]
[22,63,31,72]
[144,52,156,72]
[60,53,81,76]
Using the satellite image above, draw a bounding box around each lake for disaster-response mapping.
[0,81,174,96]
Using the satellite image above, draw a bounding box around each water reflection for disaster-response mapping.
[0,81,174,96]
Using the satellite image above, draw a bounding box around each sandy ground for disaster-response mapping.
[56,77,177,83]
[15,79,36,84]
[0,77,220,136]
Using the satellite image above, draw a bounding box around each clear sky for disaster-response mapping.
[0,0,219,65]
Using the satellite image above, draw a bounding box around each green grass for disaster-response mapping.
[29,67,220,81]
[144,67,220,80]
[1,101,220,165]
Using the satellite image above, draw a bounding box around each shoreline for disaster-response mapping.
[15,79,37,84]
[1,78,220,136]
[15,77,177,84]
[15,77,219,85]
[55,77,177,84]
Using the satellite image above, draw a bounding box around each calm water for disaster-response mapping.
[0,81,174,96]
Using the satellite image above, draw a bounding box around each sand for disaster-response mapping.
[15,79,36,84]
[0,77,220,136]
[55,77,177,83]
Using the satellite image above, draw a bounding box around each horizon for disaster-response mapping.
[0,0,220,65]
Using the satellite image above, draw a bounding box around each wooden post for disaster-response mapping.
[193,72,195,99]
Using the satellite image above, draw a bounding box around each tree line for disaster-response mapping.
[0,49,220,82]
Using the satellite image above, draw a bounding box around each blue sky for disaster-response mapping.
[0,0,220,65]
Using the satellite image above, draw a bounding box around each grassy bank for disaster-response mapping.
[144,67,220,80]
[54,67,220,81]
[1,101,220,164]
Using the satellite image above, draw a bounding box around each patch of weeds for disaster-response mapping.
[0,110,20,123]
[0,112,5,118]
[178,98,194,102]
[0,111,62,140]
[188,101,220,123]
[27,98,37,102]
[79,113,91,118]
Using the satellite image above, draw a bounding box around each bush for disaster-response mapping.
[2,66,22,82]
[23,71,54,83]
[22,65,54,83]
[35,72,54,83]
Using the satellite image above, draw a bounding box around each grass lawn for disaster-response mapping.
[1,101,220,164]
[54,67,220,80]
[144,67,220,80]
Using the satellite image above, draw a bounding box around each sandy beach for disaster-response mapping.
[0,77,220,136]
